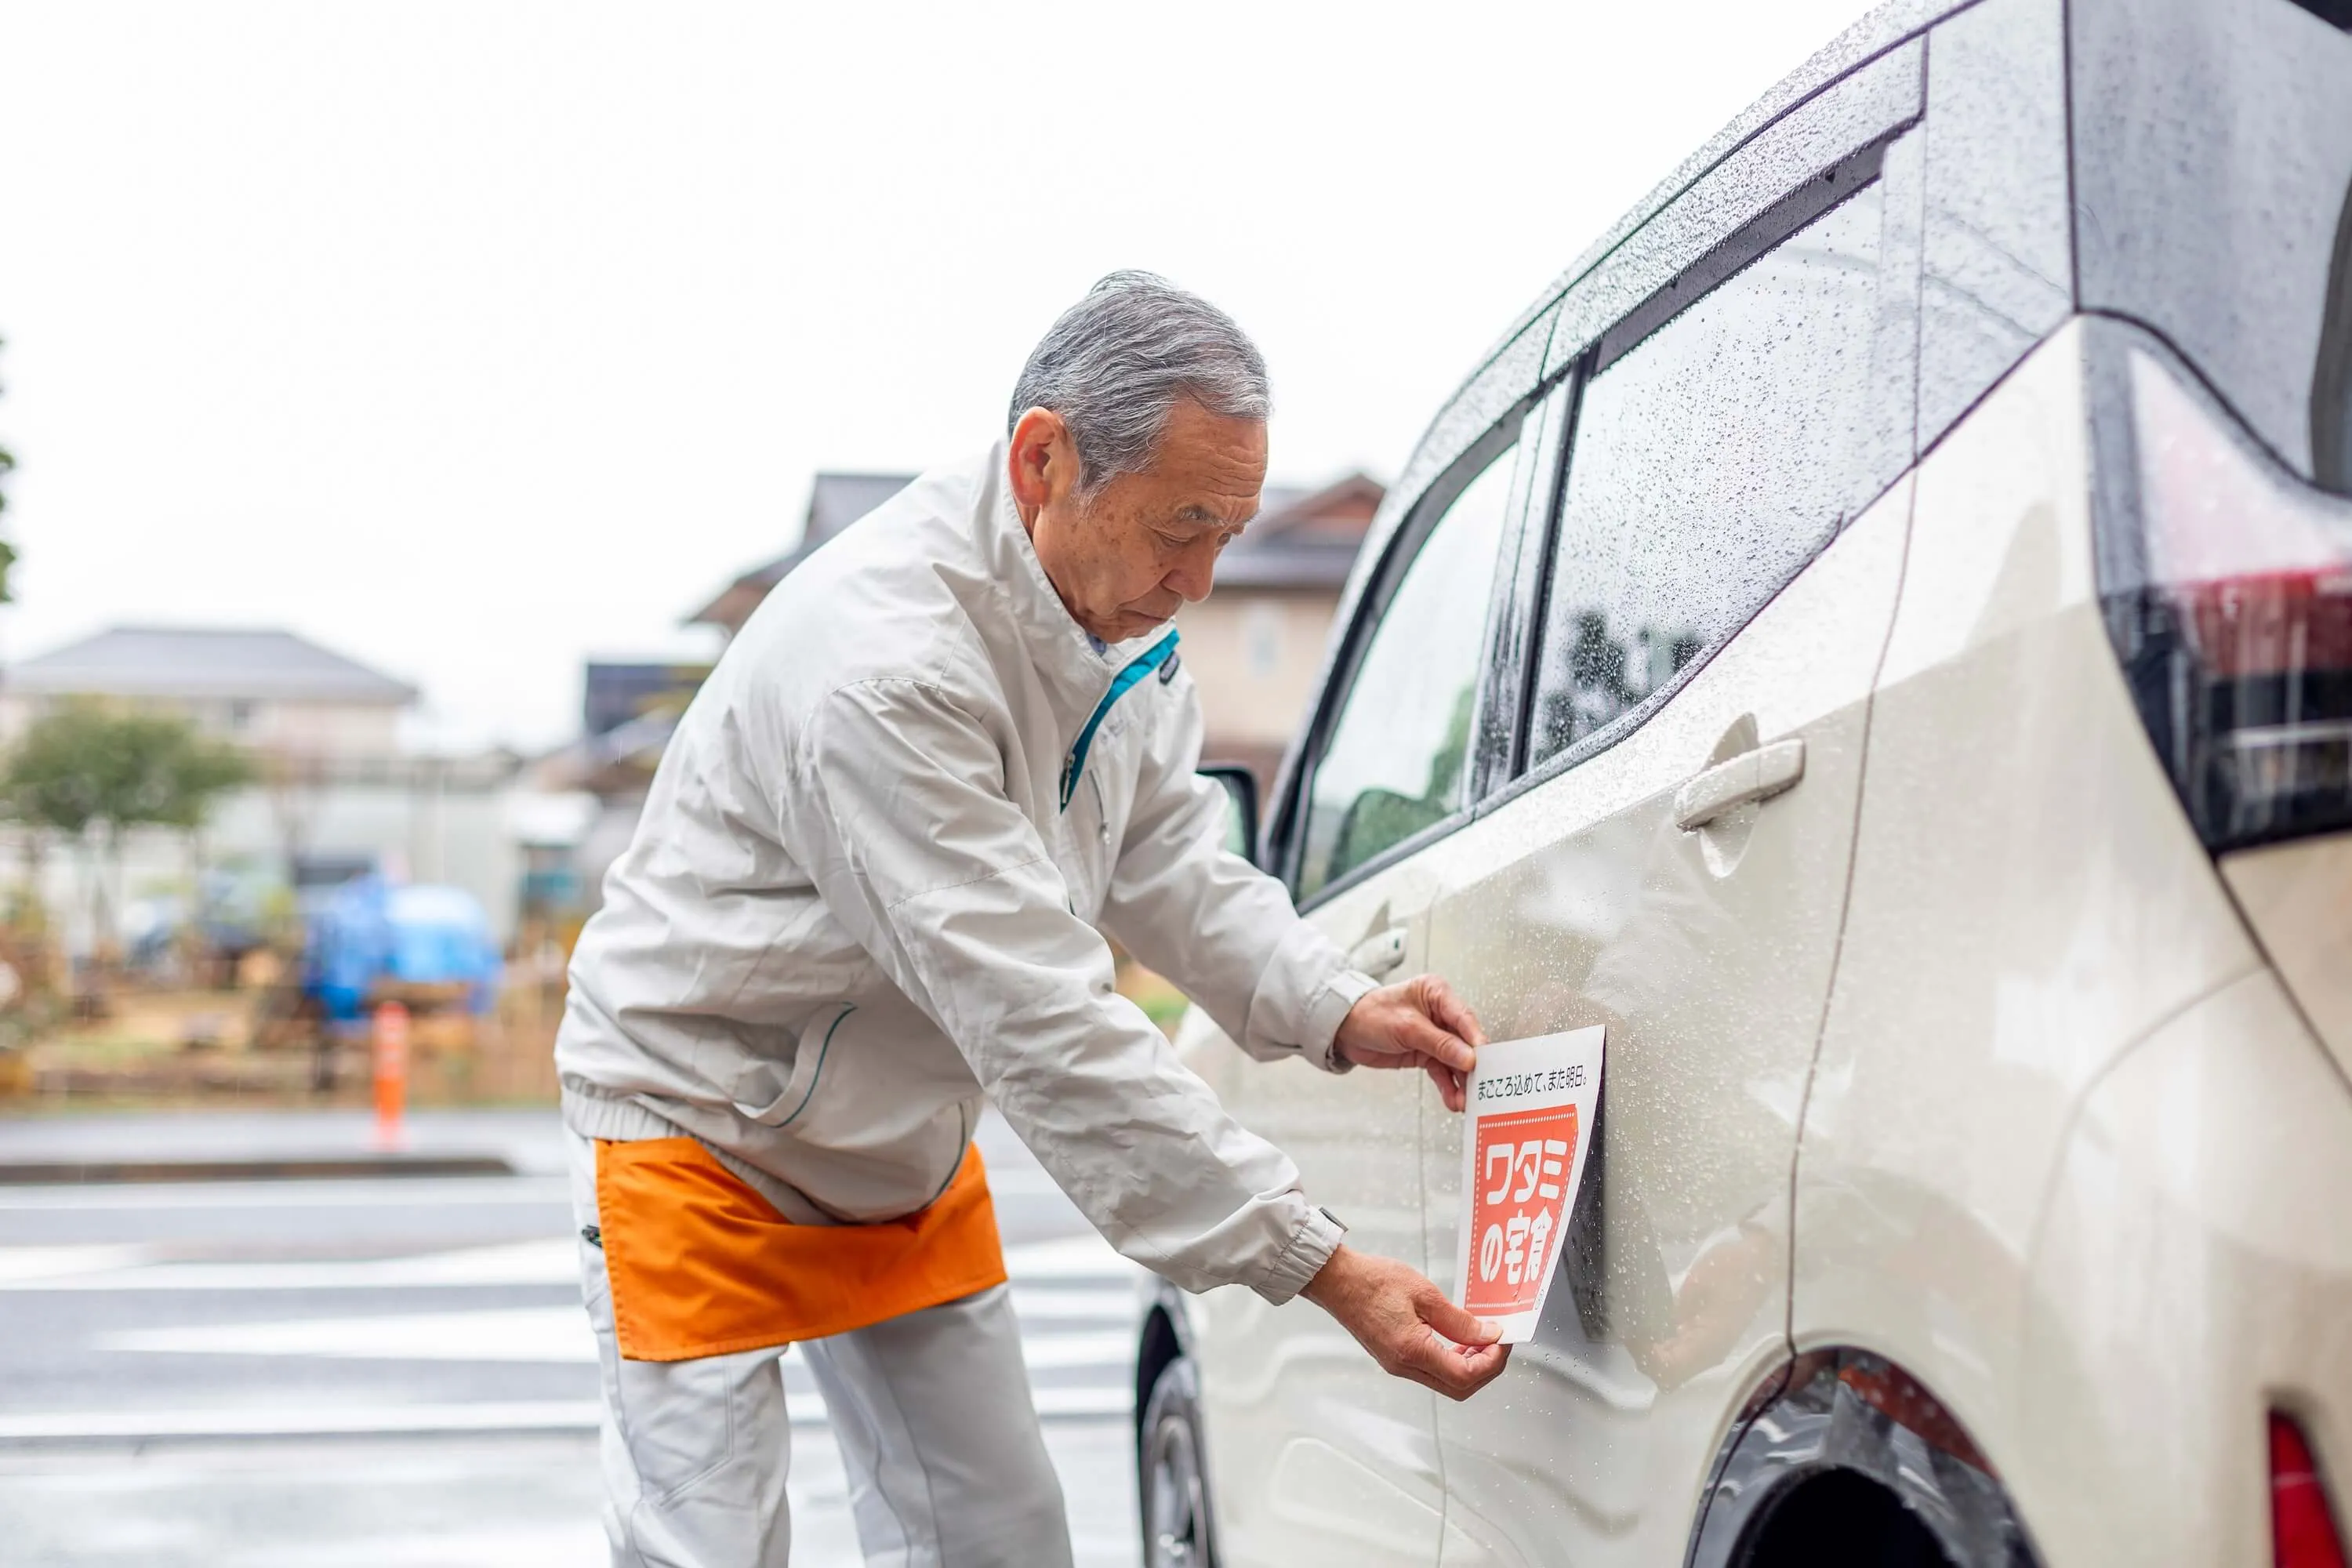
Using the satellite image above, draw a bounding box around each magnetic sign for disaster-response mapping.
[1451,1025,1603,1345]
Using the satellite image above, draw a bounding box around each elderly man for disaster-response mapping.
[557,271,1508,1567]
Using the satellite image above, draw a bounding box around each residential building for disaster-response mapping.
[688,473,918,639]
[528,661,713,917]
[2,626,526,945]
[685,468,1382,789]
[0,626,415,753]
[1171,473,1383,789]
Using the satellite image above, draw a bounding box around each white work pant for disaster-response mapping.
[566,1129,1073,1567]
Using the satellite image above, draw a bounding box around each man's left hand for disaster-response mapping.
[1334,975,1486,1112]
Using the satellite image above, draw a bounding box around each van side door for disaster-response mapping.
[1419,114,1926,1566]
[1192,370,1544,1568]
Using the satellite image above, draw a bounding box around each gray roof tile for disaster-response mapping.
[6,626,417,704]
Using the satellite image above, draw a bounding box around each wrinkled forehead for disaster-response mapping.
[1134,406,1267,521]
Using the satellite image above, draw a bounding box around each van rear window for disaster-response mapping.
[2071,0,2352,492]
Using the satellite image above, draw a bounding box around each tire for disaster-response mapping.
[1139,1354,1218,1568]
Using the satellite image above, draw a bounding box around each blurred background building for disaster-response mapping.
[536,466,1385,916]
[1,625,528,947]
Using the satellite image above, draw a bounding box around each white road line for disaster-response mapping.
[4,1232,1135,1292]
[0,1243,158,1283]
[1001,1234,1137,1280]
[96,1304,1138,1366]
[1007,1287,1134,1321]
[0,1178,572,1211]
[102,1307,597,1363]
[0,1385,1133,1443]
[0,1238,579,1292]
[1011,1331,1134,1372]
[0,1402,606,1441]
[0,1238,578,1292]
[0,1168,1063,1213]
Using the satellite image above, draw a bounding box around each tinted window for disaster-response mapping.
[2320,176,2352,490]
[1917,0,2072,445]
[1528,185,1891,769]
[2073,0,2352,486]
[1298,443,1517,899]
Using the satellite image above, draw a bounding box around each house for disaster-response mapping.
[527,661,714,918]
[0,626,416,753]
[684,468,1384,790]
[2,626,525,945]
[688,474,918,639]
[1171,472,1384,789]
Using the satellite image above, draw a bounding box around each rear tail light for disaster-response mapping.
[2273,1412,2348,1568]
[2101,345,2352,852]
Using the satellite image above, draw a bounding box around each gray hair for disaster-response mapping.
[1008,270,1272,494]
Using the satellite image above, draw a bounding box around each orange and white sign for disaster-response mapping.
[1452,1026,1602,1344]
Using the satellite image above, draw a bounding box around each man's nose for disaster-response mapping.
[1164,542,1218,603]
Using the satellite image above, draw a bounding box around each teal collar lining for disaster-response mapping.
[1058,629,1179,811]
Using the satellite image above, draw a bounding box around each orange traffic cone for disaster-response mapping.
[373,1001,410,1152]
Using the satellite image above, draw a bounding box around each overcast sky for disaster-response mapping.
[0,0,1875,752]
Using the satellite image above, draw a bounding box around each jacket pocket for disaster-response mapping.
[728,1003,854,1127]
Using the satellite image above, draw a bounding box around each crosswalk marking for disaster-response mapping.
[0,1238,576,1292]
[101,1305,1138,1367]
[103,1306,600,1363]
[18,1186,1146,1446]
[0,1178,574,1212]
[0,1384,1136,1445]
[0,1225,1135,1294]
[0,1243,158,1283]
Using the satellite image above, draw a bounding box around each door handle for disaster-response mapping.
[1347,926,1409,978]
[1673,738,1806,832]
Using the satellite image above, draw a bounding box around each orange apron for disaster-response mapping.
[593,1138,1007,1363]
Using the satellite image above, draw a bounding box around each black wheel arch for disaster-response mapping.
[1687,1348,2043,1568]
[1134,1277,1193,1462]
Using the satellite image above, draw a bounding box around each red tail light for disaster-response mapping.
[2101,344,2352,851]
[2273,1412,2348,1568]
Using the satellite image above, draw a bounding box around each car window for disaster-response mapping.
[1918,0,2071,448]
[2073,0,2352,488]
[1297,442,1519,900]
[1526,183,1893,771]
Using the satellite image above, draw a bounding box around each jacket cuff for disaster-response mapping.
[1250,1201,1348,1305]
[1306,967,1380,1074]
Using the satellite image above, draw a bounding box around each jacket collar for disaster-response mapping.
[975,441,1174,727]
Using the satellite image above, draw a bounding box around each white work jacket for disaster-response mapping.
[556,444,1373,1302]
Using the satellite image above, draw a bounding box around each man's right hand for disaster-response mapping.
[1301,1244,1511,1400]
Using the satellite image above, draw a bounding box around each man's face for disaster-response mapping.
[1013,399,1268,645]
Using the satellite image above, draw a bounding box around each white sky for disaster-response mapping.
[0,0,1875,753]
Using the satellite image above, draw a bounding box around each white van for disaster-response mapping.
[1131,0,2352,1563]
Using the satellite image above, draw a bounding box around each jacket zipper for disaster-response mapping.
[1059,628,1180,811]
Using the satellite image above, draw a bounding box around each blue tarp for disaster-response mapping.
[304,875,502,1021]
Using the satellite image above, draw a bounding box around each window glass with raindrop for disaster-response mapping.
[1527,180,1898,772]
[1297,441,1520,900]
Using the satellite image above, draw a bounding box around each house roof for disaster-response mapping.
[685,473,916,630]
[686,466,1386,632]
[5,626,418,705]
[1217,472,1385,590]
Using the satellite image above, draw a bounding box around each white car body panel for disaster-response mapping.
[1140,1,2352,1558]
[1188,859,1446,1567]
[1418,475,1911,1566]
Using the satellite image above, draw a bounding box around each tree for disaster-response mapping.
[2,704,253,965]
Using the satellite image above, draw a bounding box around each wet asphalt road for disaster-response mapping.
[0,1109,1143,1567]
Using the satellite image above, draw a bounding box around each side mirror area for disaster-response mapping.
[1197,764,1261,870]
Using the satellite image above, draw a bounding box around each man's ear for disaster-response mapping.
[1007,406,1074,523]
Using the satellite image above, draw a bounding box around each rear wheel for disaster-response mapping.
[1139,1354,1216,1568]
